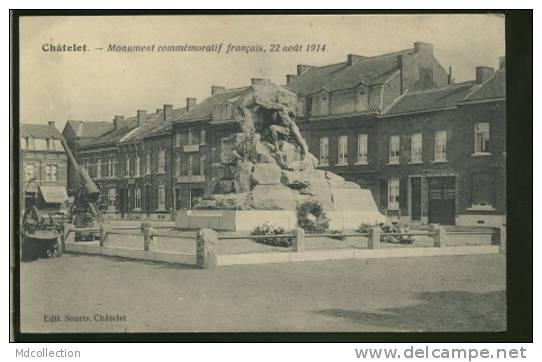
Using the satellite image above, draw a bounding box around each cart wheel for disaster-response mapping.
[46,243,59,257]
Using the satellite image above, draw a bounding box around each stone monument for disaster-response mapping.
[176,79,385,231]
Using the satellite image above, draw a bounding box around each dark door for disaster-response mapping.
[189,188,204,210]
[174,188,181,210]
[119,188,126,218]
[145,185,151,216]
[410,177,422,221]
[428,177,456,225]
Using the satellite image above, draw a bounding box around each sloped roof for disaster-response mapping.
[174,87,247,123]
[65,120,113,139]
[80,118,138,148]
[21,123,64,140]
[384,81,476,115]
[285,48,413,95]
[462,69,506,102]
[130,107,187,140]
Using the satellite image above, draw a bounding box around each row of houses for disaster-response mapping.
[60,42,505,227]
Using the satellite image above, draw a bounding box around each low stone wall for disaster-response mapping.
[176,209,297,231]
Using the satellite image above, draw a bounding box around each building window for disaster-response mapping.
[176,132,181,147]
[200,129,206,145]
[158,150,166,173]
[46,163,58,181]
[24,162,34,180]
[388,178,400,210]
[134,187,141,210]
[389,135,400,164]
[47,138,56,150]
[135,156,141,177]
[297,97,306,117]
[187,129,193,145]
[338,135,348,165]
[96,158,101,179]
[81,159,89,172]
[474,122,490,153]
[221,137,231,150]
[28,137,35,149]
[471,172,493,207]
[107,187,116,211]
[175,155,181,176]
[357,134,368,164]
[311,95,329,116]
[188,155,193,176]
[125,157,130,177]
[224,103,233,119]
[200,155,206,176]
[157,184,166,210]
[146,152,151,174]
[35,138,47,150]
[319,136,329,166]
[434,130,447,162]
[20,138,27,149]
[107,157,115,177]
[411,133,423,163]
[54,140,63,150]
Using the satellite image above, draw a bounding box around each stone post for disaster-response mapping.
[433,224,446,247]
[196,228,218,269]
[291,227,305,252]
[63,223,75,248]
[143,227,155,252]
[368,226,381,249]
[493,226,506,254]
[99,223,109,247]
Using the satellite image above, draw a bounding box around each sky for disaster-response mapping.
[19,14,505,131]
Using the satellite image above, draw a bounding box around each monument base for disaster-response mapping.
[176,209,297,231]
[176,209,386,231]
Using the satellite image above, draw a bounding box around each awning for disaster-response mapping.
[38,185,68,203]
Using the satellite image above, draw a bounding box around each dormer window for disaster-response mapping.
[311,93,329,116]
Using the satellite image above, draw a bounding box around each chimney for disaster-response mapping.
[113,115,124,130]
[163,104,173,122]
[347,54,364,66]
[297,64,312,76]
[286,74,296,83]
[414,42,433,56]
[211,85,225,95]
[251,78,269,85]
[475,66,495,84]
[499,56,506,70]
[156,108,161,114]
[448,66,453,85]
[136,110,146,127]
[186,97,197,112]
[48,121,55,128]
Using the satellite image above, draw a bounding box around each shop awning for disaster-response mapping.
[38,185,68,203]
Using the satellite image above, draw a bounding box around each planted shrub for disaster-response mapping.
[297,200,329,234]
[251,222,292,247]
[357,222,416,245]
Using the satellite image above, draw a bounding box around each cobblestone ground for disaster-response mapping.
[19,253,506,333]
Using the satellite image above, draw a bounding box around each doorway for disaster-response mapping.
[410,177,422,222]
[145,185,151,216]
[428,176,456,225]
[174,187,181,210]
[189,188,204,210]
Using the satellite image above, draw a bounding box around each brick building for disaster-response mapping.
[170,87,246,210]
[62,120,116,192]
[117,104,187,219]
[20,121,68,205]
[285,42,450,206]
[377,63,506,226]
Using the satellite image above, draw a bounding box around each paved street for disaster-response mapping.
[20,253,505,333]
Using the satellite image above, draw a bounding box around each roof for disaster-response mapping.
[462,69,506,102]
[384,81,476,115]
[65,120,114,139]
[145,107,188,137]
[39,185,68,203]
[285,48,413,95]
[21,123,64,140]
[174,87,247,123]
[80,118,138,148]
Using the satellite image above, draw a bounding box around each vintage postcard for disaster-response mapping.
[14,13,509,336]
